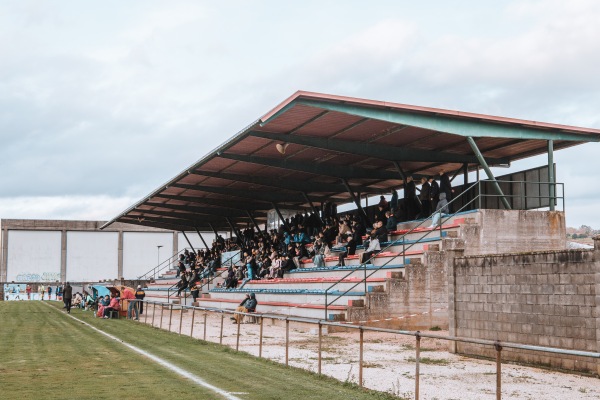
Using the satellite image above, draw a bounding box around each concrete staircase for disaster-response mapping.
[194,210,476,323]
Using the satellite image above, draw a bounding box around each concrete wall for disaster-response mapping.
[448,238,600,374]
[0,220,233,283]
[461,209,566,255]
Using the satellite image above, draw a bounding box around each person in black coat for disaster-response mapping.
[439,169,454,211]
[403,176,420,221]
[418,177,432,218]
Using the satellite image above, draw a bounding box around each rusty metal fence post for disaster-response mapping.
[415,331,421,400]
[159,304,164,330]
[318,321,322,375]
[359,326,364,387]
[178,306,184,335]
[236,316,241,351]
[259,316,264,358]
[190,308,196,337]
[495,341,503,400]
[203,313,207,341]
[168,304,173,332]
[219,312,224,345]
[285,318,290,366]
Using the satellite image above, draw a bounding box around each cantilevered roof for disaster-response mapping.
[103,91,600,232]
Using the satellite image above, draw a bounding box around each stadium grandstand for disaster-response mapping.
[101,91,600,374]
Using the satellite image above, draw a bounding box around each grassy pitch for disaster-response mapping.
[0,301,400,399]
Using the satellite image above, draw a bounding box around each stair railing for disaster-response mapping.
[323,181,481,319]
[323,179,565,319]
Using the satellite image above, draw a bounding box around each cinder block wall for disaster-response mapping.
[449,238,600,374]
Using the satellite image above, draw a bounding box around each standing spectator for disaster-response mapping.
[418,177,432,218]
[47,286,52,300]
[403,176,420,221]
[39,284,45,301]
[439,169,453,207]
[390,189,399,212]
[26,285,32,300]
[56,285,62,301]
[63,282,73,314]
[429,176,440,211]
[135,285,146,316]
[378,195,389,211]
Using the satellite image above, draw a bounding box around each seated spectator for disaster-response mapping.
[359,232,381,264]
[176,274,188,297]
[232,293,258,324]
[102,293,120,319]
[385,211,397,232]
[312,238,328,268]
[97,294,110,317]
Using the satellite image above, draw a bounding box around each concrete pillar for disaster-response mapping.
[446,247,465,353]
[118,231,124,279]
[593,235,600,376]
[172,231,178,264]
[1,228,8,282]
[60,230,67,282]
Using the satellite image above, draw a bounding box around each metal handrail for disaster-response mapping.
[138,248,187,281]
[323,179,564,319]
[323,181,481,319]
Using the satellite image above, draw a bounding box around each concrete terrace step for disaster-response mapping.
[286,263,406,279]
[207,288,363,307]
[240,277,386,292]
[191,298,347,320]
[301,250,423,268]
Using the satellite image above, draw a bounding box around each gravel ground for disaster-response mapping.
[139,307,599,400]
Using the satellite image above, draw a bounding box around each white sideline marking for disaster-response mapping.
[43,303,241,400]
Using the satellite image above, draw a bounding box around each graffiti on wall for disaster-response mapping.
[15,272,61,282]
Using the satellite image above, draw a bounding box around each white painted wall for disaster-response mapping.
[66,232,118,282]
[7,231,61,282]
[123,232,173,279]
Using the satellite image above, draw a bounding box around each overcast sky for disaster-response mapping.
[1,0,599,228]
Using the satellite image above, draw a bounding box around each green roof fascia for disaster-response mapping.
[292,99,598,142]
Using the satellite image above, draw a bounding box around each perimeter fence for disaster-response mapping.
[133,300,600,400]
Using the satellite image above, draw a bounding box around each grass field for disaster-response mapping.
[0,301,401,399]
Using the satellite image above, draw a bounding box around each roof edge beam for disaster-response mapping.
[154,194,271,211]
[296,99,598,142]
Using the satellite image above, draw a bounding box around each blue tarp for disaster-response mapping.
[91,285,110,299]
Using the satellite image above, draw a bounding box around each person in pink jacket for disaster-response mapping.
[102,293,121,319]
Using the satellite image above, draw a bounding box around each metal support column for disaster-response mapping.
[194,228,209,249]
[302,192,323,224]
[463,163,468,185]
[466,137,511,210]
[207,222,218,237]
[342,179,370,226]
[225,217,243,246]
[548,140,555,211]
[245,211,264,238]
[181,231,196,255]
[273,204,291,232]
[392,161,407,182]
